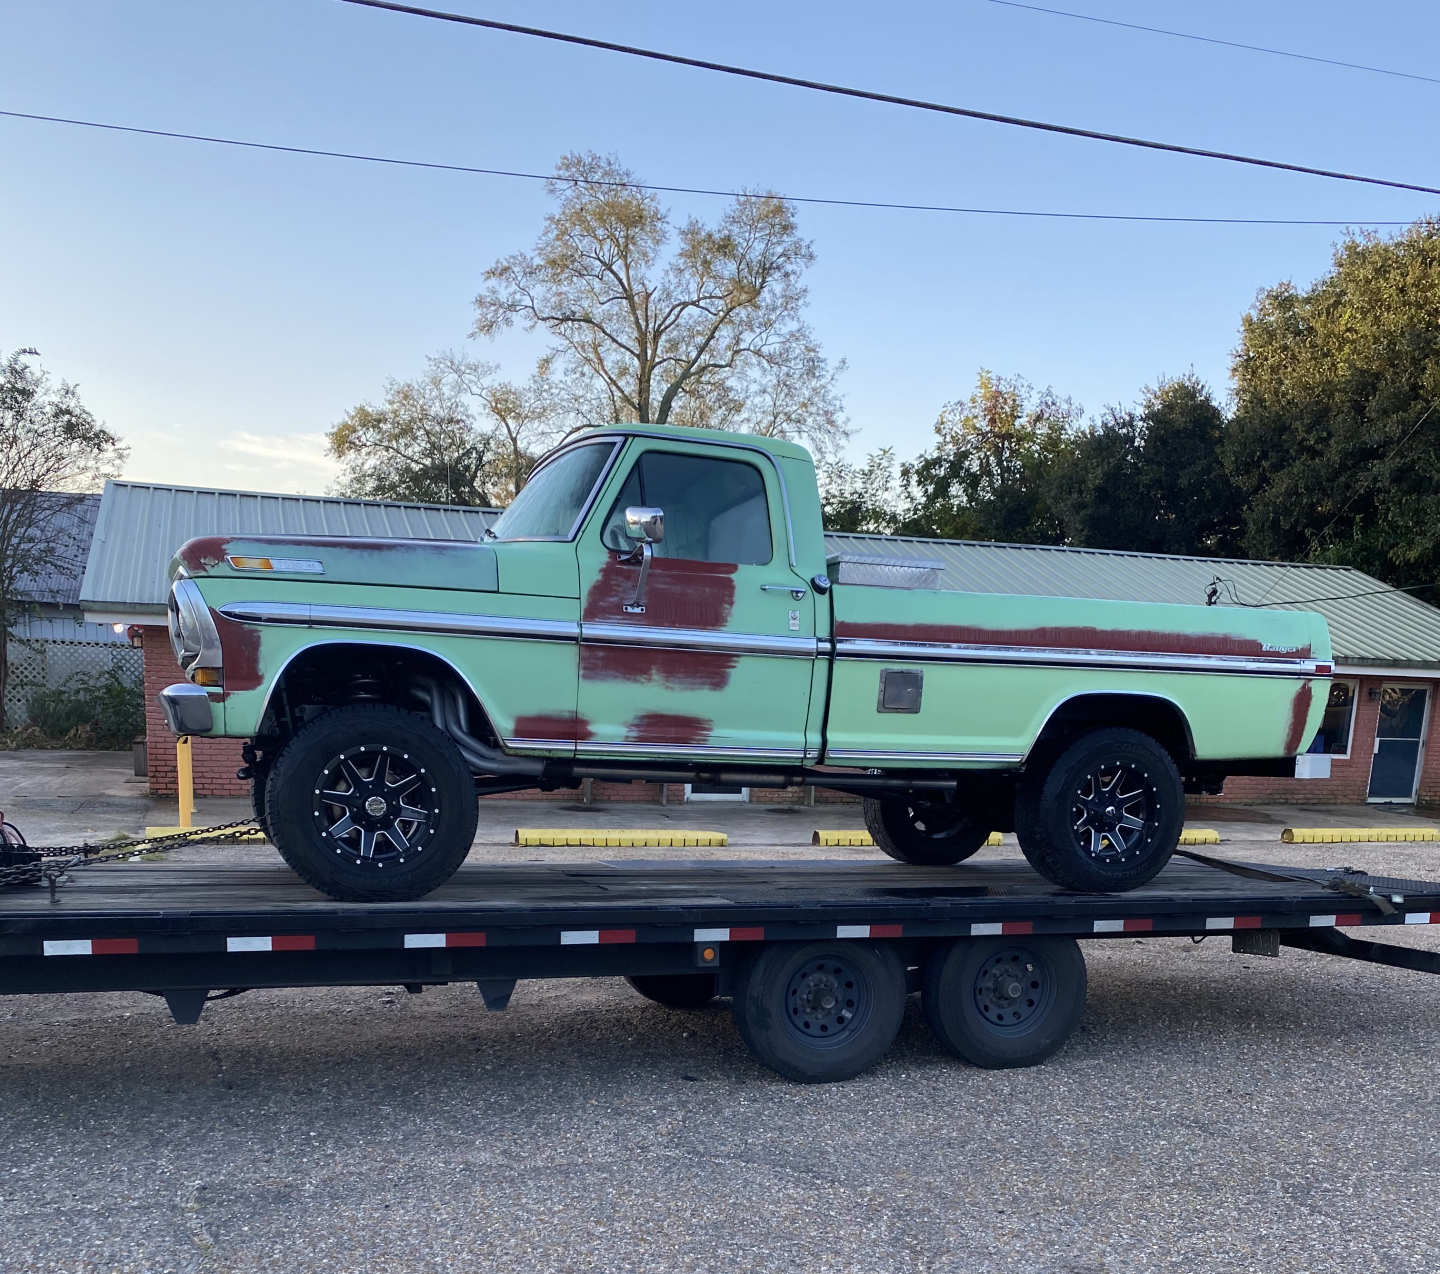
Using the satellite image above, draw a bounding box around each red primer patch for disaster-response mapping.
[834,621,1310,662]
[1284,682,1315,755]
[176,535,230,571]
[582,556,739,689]
[511,713,593,742]
[213,609,264,695]
[624,713,713,746]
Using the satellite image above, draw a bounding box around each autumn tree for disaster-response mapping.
[0,349,127,725]
[472,152,848,458]
[818,448,903,533]
[328,357,562,506]
[1227,218,1440,592]
[897,371,1080,542]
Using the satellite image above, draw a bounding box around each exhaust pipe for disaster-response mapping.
[412,679,544,778]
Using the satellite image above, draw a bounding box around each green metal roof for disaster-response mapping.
[824,531,1440,670]
[79,481,499,614]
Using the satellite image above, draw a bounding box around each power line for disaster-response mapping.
[1249,582,1438,608]
[0,109,1413,227]
[337,0,1440,198]
[987,1,1440,88]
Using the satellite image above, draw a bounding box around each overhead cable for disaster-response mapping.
[337,0,1440,198]
[0,110,1412,226]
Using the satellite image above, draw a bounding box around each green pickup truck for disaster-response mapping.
[159,423,1330,901]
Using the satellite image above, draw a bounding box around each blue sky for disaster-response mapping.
[4,0,1437,494]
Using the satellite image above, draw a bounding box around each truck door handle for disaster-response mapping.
[761,583,807,600]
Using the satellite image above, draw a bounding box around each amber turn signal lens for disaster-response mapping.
[191,667,223,687]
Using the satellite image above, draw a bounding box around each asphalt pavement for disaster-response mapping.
[1,750,1438,1273]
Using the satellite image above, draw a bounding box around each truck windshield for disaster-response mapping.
[487,441,615,541]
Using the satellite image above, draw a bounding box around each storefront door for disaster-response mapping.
[1367,684,1430,802]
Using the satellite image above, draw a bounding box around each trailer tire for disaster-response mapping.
[264,704,478,902]
[923,935,1086,1068]
[1014,728,1182,892]
[732,941,906,1082]
[625,973,719,1010]
[863,797,992,866]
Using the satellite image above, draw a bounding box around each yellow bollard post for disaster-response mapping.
[176,735,194,829]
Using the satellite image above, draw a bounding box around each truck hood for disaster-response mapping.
[171,534,499,592]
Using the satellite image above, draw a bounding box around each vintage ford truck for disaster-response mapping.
[159,423,1331,901]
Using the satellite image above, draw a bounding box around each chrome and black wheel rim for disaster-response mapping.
[1070,762,1157,864]
[311,744,438,866]
[973,947,1055,1033]
[785,955,869,1045]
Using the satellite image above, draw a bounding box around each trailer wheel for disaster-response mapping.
[264,704,478,902]
[1014,728,1182,892]
[732,941,906,1083]
[625,973,719,1010]
[923,935,1086,1068]
[863,797,992,866]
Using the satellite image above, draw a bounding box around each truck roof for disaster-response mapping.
[588,422,816,465]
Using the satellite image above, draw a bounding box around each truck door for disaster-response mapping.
[575,441,817,762]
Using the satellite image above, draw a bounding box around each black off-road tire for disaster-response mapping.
[264,704,478,902]
[625,973,719,1010]
[731,941,906,1083]
[1014,727,1182,892]
[863,797,993,866]
[250,768,273,845]
[923,935,1087,1069]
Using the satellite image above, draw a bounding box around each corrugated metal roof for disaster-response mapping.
[9,493,101,607]
[80,481,500,612]
[824,531,1440,669]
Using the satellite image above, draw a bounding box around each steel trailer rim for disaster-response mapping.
[972,946,1056,1034]
[784,954,872,1046]
[311,744,439,866]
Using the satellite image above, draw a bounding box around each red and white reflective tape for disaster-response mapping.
[404,932,486,948]
[1092,918,1154,934]
[42,938,139,957]
[225,935,316,952]
[560,928,636,945]
[969,921,1034,936]
[693,926,765,943]
[1309,913,1365,927]
[835,923,904,939]
[1203,916,1262,931]
[1404,911,1440,924]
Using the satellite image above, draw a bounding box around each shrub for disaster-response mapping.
[25,666,143,750]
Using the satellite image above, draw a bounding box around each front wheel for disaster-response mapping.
[264,704,478,902]
[1014,727,1182,892]
[863,797,992,866]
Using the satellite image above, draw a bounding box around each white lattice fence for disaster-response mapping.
[3,638,143,725]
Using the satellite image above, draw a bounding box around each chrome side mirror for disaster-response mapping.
[620,506,663,614]
[625,506,664,543]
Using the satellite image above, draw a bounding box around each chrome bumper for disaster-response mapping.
[157,683,215,735]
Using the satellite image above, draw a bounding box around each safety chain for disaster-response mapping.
[0,819,262,898]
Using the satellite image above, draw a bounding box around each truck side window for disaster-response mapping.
[600,451,773,565]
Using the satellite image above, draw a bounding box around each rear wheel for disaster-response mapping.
[265,704,478,902]
[923,935,1087,1068]
[1014,728,1182,892]
[731,941,906,1083]
[863,797,992,866]
[625,973,719,1010]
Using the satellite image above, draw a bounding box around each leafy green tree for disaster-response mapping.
[1227,219,1440,591]
[1050,375,1242,556]
[818,448,902,533]
[897,371,1080,542]
[472,152,848,458]
[0,349,127,725]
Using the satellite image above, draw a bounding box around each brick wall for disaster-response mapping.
[142,626,247,798]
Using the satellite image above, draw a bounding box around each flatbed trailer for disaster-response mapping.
[2,854,1439,1081]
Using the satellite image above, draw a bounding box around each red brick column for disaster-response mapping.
[142,625,247,798]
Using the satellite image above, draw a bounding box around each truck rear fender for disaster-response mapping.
[1027,692,1195,768]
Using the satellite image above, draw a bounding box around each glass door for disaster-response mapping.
[1367,684,1430,802]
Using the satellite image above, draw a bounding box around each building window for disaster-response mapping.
[1309,680,1358,757]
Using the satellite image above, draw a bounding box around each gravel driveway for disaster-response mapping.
[2,831,1438,1274]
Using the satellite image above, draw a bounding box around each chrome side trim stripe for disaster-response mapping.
[583,622,818,659]
[834,637,1322,679]
[219,601,580,643]
[572,742,807,760]
[824,749,1025,764]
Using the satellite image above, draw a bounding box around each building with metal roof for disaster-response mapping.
[79,480,499,622]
